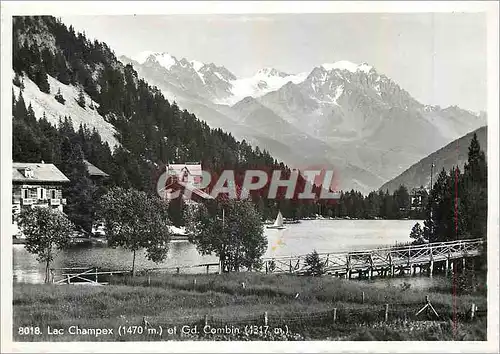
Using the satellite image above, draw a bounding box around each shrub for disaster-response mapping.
[304,250,325,276]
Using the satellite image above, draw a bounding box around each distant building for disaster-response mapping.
[12,162,70,237]
[84,160,109,180]
[162,163,213,204]
[410,187,427,211]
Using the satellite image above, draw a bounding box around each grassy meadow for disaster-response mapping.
[13,273,487,341]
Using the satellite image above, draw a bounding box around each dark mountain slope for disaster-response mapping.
[379,126,487,193]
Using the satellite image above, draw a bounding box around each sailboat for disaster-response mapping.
[267,211,286,229]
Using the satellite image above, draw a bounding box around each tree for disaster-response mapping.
[185,199,266,272]
[77,87,86,108]
[98,187,172,276]
[13,72,24,89]
[304,250,325,276]
[393,185,410,218]
[54,87,65,104]
[35,66,51,94]
[17,207,74,283]
[59,138,96,231]
[409,222,425,244]
[460,133,487,240]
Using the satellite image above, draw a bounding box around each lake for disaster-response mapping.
[13,219,421,283]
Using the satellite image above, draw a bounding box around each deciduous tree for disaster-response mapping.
[98,187,172,275]
[185,199,266,272]
[17,207,74,283]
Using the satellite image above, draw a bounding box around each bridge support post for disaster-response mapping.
[462,258,466,272]
[346,255,351,279]
[445,258,449,276]
[429,260,434,277]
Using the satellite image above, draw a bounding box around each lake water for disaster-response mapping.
[13,219,421,283]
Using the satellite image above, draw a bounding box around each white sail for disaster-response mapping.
[273,211,284,227]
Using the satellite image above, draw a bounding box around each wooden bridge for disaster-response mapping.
[262,238,485,278]
[50,238,484,284]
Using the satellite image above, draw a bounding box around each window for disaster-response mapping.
[22,189,28,199]
[38,188,46,200]
[51,189,56,199]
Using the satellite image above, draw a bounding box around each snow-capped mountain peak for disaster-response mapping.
[190,60,204,72]
[133,51,177,70]
[321,60,374,74]
[256,67,290,78]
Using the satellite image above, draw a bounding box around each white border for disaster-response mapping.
[1,2,499,353]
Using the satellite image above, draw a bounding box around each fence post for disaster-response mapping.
[204,314,209,327]
[147,273,151,286]
[265,261,268,274]
[332,308,337,322]
[95,268,98,283]
[289,259,292,273]
[264,311,268,326]
[242,282,245,289]
[176,267,180,274]
[470,303,476,321]
[206,264,210,274]
[361,291,365,304]
[193,278,197,286]
[67,274,70,284]
[384,304,389,322]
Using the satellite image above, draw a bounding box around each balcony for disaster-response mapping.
[21,198,34,205]
[50,199,61,206]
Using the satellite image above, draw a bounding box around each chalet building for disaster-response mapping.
[12,162,70,237]
[166,162,203,187]
[162,163,213,204]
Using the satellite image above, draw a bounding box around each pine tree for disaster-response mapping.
[409,222,425,244]
[54,87,65,104]
[13,72,24,89]
[460,133,487,240]
[77,87,86,108]
[59,138,96,232]
[35,66,51,93]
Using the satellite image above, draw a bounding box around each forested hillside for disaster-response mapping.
[12,16,290,228]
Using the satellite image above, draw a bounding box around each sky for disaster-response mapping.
[61,13,487,112]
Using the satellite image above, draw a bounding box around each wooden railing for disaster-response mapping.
[262,238,485,276]
[50,238,484,283]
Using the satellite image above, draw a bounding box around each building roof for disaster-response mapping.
[84,160,109,178]
[178,181,214,200]
[163,179,214,201]
[12,162,70,183]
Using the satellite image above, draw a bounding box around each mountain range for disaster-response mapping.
[119,51,487,193]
